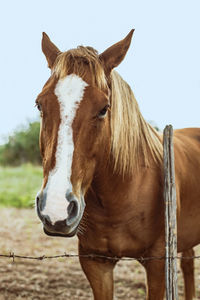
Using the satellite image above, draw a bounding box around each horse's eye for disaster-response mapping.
[35,102,42,111]
[98,105,110,119]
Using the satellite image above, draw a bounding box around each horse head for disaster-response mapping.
[36,30,134,237]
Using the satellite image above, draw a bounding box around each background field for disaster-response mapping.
[0,164,42,208]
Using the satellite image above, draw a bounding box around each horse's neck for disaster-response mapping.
[90,155,160,207]
[82,162,163,243]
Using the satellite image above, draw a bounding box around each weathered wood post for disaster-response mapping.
[163,125,178,300]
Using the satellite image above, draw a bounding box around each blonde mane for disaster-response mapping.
[53,46,163,176]
[110,71,162,175]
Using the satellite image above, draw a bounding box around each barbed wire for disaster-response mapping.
[0,252,200,263]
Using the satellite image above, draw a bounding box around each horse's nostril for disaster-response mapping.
[67,200,78,216]
[67,200,79,226]
[36,194,42,214]
[67,201,73,215]
[43,215,52,226]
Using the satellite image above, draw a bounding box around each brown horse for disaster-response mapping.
[35,30,199,300]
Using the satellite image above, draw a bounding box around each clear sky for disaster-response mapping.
[1,0,200,143]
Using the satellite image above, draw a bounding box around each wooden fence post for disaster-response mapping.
[163,125,178,300]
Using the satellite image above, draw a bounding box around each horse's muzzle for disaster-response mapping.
[36,191,85,237]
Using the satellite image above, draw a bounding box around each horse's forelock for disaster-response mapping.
[52,46,108,91]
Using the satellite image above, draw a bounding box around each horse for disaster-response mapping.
[35,30,200,300]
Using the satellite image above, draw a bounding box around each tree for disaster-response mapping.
[0,121,41,166]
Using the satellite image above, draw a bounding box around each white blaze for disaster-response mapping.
[41,74,88,224]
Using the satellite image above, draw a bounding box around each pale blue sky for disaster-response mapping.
[1,0,200,143]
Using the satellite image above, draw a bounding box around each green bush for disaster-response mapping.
[0,121,41,166]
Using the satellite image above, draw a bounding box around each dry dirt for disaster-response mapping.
[0,208,199,299]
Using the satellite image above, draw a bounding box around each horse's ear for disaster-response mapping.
[99,29,134,75]
[42,32,61,69]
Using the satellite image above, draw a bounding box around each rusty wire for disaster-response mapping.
[0,252,200,263]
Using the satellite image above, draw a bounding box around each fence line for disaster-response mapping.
[0,252,200,263]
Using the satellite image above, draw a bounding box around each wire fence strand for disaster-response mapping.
[1,252,200,263]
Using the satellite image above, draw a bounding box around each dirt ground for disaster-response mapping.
[0,208,199,299]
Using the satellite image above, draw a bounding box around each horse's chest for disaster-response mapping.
[81,186,163,257]
[80,221,150,258]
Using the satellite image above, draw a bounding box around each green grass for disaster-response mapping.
[0,164,43,208]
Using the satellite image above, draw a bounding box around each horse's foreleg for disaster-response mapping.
[79,247,116,300]
[143,257,165,300]
[181,248,195,300]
